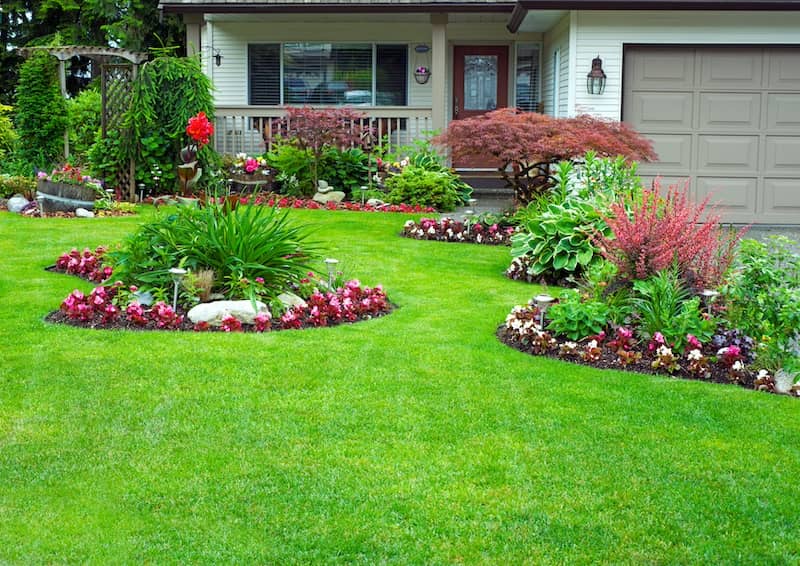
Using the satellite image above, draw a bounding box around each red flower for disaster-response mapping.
[186,111,214,147]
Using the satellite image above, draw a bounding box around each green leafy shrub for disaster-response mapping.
[722,236,800,372]
[66,88,101,164]
[547,289,610,340]
[106,203,319,302]
[267,142,315,196]
[320,147,369,198]
[0,174,36,199]
[0,104,16,163]
[13,50,68,172]
[384,166,460,211]
[629,268,715,349]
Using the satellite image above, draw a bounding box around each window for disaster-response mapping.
[249,43,408,106]
[515,43,540,112]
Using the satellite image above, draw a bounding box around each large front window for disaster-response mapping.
[249,43,408,106]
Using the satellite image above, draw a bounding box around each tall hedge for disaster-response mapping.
[13,50,68,172]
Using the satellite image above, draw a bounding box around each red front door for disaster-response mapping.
[452,45,509,168]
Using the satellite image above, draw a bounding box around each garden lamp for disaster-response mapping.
[324,258,339,289]
[169,267,188,311]
[534,293,555,329]
[700,289,720,314]
[360,185,368,205]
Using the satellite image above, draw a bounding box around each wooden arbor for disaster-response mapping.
[17,46,149,201]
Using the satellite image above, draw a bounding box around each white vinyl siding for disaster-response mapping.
[542,13,569,117]
[572,10,800,120]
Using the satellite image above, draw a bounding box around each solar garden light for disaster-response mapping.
[360,185,368,205]
[700,289,720,314]
[169,267,188,311]
[137,183,146,202]
[534,293,555,329]
[324,258,339,289]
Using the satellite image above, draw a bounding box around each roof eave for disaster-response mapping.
[516,0,800,9]
[161,2,516,14]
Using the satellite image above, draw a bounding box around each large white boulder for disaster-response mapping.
[7,195,29,213]
[312,190,346,204]
[187,300,268,326]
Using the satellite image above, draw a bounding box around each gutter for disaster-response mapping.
[161,2,516,14]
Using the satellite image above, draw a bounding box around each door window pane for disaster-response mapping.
[464,55,498,111]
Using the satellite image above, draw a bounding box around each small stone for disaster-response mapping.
[312,191,346,204]
[187,300,268,326]
[317,180,330,193]
[277,292,306,309]
[7,195,29,213]
[774,369,797,394]
[366,198,385,207]
[75,208,95,218]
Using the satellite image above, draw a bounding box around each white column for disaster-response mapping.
[430,13,448,133]
[184,13,203,57]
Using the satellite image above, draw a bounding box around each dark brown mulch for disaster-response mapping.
[496,326,775,393]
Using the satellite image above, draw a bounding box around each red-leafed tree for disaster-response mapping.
[590,180,748,290]
[271,106,372,193]
[435,108,656,204]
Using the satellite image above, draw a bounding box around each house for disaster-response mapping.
[159,0,800,224]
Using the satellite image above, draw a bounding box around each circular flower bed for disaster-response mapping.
[498,300,799,397]
[401,217,516,245]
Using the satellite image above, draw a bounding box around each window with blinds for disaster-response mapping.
[515,44,541,112]
[249,43,408,106]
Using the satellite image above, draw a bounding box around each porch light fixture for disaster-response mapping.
[533,293,555,329]
[586,55,606,95]
[212,48,223,67]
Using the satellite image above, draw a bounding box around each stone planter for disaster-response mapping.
[37,179,97,214]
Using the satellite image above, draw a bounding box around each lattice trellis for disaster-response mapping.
[102,64,136,200]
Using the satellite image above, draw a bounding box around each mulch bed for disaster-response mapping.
[496,326,777,393]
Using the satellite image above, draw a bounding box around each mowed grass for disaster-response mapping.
[1,207,798,564]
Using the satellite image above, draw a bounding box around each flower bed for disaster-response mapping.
[498,301,799,397]
[401,217,516,245]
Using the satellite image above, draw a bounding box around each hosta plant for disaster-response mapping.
[546,289,610,341]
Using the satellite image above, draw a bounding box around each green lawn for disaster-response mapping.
[1,207,799,564]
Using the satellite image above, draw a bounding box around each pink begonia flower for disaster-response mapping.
[244,157,259,173]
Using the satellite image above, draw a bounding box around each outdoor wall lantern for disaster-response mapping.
[586,55,606,95]
[212,48,223,67]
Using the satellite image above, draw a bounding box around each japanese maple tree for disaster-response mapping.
[435,108,656,204]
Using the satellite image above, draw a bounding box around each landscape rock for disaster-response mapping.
[7,195,29,213]
[187,300,268,326]
[774,369,797,394]
[75,208,95,218]
[312,191,346,204]
[366,198,386,207]
[278,292,306,309]
[317,180,331,193]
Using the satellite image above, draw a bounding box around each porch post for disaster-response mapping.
[430,13,448,133]
[184,13,203,57]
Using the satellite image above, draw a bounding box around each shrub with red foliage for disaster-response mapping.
[591,180,748,290]
[270,106,373,191]
[435,108,656,204]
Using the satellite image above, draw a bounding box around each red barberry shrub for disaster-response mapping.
[591,180,748,290]
[435,108,656,204]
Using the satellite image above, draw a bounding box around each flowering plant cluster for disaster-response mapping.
[277,280,389,330]
[59,284,184,329]
[252,193,435,213]
[231,153,270,177]
[54,247,112,283]
[38,165,103,189]
[402,217,515,246]
[186,111,214,148]
[499,301,793,393]
[415,66,429,75]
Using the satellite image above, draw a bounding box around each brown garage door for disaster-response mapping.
[623,46,800,224]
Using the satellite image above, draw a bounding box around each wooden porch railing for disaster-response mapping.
[213,106,434,156]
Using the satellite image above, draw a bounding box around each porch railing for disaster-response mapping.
[213,106,434,156]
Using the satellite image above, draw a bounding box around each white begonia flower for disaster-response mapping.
[404,220,415,228]
[427,227,436,235]
[757,369,770,379]
[732,360,745,371]
[657,345,673,357]
[565,341,577,350]
[717,347,729,356]
[687,349,702,361]
[587,340,598,349]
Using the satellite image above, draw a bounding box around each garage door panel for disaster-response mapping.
[697,135,759,173]
[695,177,758,217]
[765,137,800,175]
[699,93,761,130]
[763,179,800,220]
[626,92,693,130]
[627,49,694,90]
[767,94,800,130]
[768,49,800,90]
[641,134,691,170]
[700,50,762,89]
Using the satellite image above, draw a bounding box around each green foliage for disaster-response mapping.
[0,104,16,162]
[384,166,460,211]
[320,147,369,198]
[722,236,800,371]
[87,129,123,189]
[267,142,315,196]
[13,50,68,172]
[120,55,216,194]
[106,204,319,303]
[629,268,715,348]
[0,174,36,199]
[66,88,101,164]
[547,289,610,341]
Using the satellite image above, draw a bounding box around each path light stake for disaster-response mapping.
[169,267,188,311]
[360,185,368,205]
[324,258,339,289]
[700,289,720,314]
[534,293,555,329]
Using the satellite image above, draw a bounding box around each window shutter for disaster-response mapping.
[249,44,280,105]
